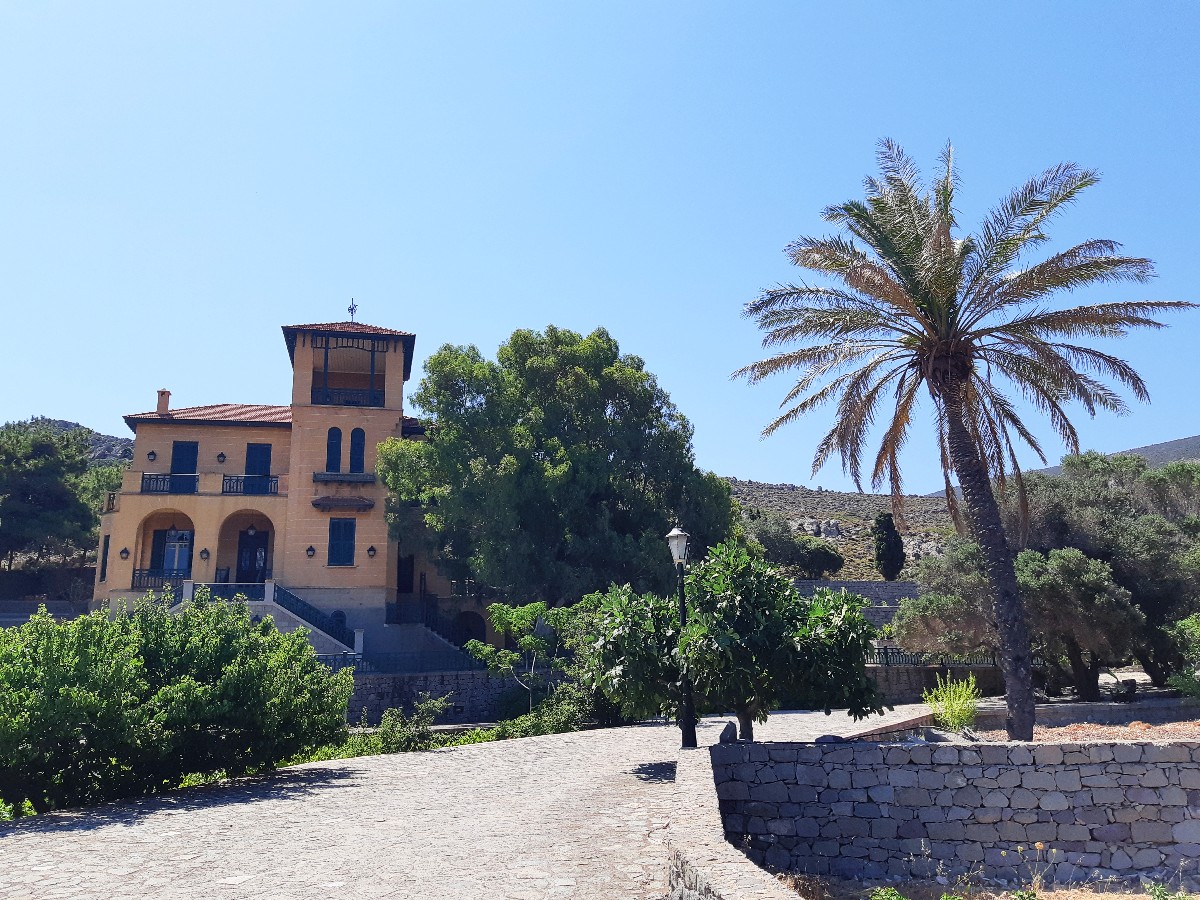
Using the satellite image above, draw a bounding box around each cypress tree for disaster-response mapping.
[871,512,906,581]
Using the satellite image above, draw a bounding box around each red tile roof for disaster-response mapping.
[124,404,292,431]
[283,321,414,337]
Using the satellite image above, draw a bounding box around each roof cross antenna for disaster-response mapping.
[348,298,358,322]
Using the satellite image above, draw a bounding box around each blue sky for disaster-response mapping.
[2,2,1198,494]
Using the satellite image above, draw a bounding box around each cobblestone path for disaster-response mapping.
[0,706,923,900]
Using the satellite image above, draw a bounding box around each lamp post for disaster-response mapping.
[666,525,698,749]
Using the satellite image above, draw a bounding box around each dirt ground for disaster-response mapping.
[977,720,1200,742]
[777,872,1187,900]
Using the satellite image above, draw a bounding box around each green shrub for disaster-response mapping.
[922,672,980,732]
[0,590,353,813]
[868,888,908,900]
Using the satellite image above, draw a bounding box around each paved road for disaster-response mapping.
[0,706,924,900]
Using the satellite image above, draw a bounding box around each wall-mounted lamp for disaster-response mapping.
[146,450,157,462]
[306,546,316,558]
[367,546,377,558]
[119,547,130,560]
[246,524,257,537]
[199,548,210,561]
[216,452,226,464]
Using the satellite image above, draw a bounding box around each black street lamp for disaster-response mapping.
[666,525,698,749]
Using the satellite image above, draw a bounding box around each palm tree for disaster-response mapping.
[735,140,1193,739]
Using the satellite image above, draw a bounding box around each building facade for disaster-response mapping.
[93,321,491,667]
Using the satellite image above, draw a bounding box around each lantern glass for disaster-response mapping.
[665,526,689,565]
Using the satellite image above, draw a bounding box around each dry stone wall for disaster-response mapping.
[348,671,508,724]
[713,740,1200,888]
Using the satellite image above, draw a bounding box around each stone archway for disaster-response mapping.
[215,510,277,585]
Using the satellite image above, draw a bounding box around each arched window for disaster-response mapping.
[330,610,347,631]
[349,428,366,474]
[326,428,342,473]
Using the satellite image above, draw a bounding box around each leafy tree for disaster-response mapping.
[76,462,125,515]
[744,508,844,578]
[891,538,996,654]
[378,326,735,603]
[466,601,567,712]
[1014,454,1200,684]
[1016,548,1142,700]
[871,512,907,581]
[736,140,1192,738]
[0,588,353,813]
[894,539,1144,700]
[0,421,94,569]
[582,542,884,740]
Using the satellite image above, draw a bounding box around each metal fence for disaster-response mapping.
[868,647,999,667]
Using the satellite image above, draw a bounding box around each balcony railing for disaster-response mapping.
[222,474,280,496]
[141,473,199,495]
[132,568,189,591]
[310,387,383,407]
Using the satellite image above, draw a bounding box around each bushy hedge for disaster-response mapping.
[0,590,353,814]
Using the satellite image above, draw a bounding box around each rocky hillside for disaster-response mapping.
[726,478,954,580]
[22,418,133,465]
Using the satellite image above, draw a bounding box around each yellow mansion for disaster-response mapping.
[93,321,489,668]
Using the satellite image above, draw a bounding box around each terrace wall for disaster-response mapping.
[713,740,1200,888]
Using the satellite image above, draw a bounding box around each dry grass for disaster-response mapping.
[775,872,1187,900]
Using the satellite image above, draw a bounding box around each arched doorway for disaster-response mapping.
[133,510,196,592]
[216,511,277,584]
[453,611,487,647]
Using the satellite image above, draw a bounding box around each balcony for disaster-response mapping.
[132,568,189,591]
[141,473,199,495]
[310,387,383,407]
[222,474,280,496]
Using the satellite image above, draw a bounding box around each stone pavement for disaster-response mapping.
[0,705,925,900]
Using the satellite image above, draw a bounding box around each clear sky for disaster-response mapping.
[2,2,1197,495]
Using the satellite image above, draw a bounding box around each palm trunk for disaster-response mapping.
[942,391,1036,740]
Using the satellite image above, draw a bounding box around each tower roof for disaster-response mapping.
[281,321,416,379]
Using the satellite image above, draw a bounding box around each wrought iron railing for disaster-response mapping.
[132,568,189,591]
[310,387,384,407]
[140,473,199,494]
[198,582,267,601]
[273,585,356,649]
[868,647,999,667]
[221,474,280,495]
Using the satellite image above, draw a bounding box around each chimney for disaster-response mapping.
[157,389,171,415]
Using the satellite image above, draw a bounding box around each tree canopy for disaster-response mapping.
[736,140,1192,738]
[582,542,884,740]
[378,326,735,603]
[1011,453,1200,683]
[0,421,95,569]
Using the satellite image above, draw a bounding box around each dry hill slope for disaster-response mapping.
[726,478,953,580]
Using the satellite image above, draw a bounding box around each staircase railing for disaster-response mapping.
[273,585,356,649]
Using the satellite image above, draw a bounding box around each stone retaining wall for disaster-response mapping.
[348,671,508,724]
[667,749,798,900]
[714,740,1200,887]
